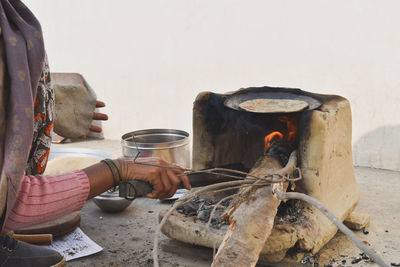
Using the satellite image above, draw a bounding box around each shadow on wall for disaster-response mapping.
[353,125,400,172]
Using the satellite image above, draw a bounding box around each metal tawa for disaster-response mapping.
[224,89,322,113]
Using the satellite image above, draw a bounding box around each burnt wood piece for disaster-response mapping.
[265,141,291,166]
[212,151,297,267]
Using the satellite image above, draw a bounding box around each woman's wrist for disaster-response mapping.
[100,159,121,190]
[114,158,131,182]
[82,161,116,199]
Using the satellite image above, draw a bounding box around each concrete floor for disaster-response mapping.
[56,140,400,267]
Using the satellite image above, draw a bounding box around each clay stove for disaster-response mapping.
[162,86,360,263]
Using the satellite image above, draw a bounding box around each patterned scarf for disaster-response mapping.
[25,58,53,175]
[0,0,48,226]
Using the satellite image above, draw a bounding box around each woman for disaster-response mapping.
[0,1,190,266]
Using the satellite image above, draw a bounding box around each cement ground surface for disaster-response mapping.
[55,140,400,267]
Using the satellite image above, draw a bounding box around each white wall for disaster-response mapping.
[24,0,400,171]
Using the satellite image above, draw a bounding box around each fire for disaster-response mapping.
[264,116,299,154]
[281,116,298,144]
[264,132,284,154]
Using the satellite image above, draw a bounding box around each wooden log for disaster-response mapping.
[212,151,297,267]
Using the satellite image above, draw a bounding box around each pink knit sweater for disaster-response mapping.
[3,170,90,232]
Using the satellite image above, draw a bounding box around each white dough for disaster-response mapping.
[44,156,100,175]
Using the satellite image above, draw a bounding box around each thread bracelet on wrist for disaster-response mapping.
[101,159,118,191]
[107,159,122,184]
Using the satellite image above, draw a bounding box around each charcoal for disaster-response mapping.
[301,255,318,265]
[351,257,362,264]
[177,197,232,229]
[197,209,211,222]
[301,255,313,264]
[177,198,202,216]
[275,199,309,227]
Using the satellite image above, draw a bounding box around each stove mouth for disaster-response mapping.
[223,87,322,113]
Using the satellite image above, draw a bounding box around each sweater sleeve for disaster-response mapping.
[3,170,89,232]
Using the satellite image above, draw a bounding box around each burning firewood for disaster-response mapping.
[150,149,388,267]
[211,151,298,267]
[148,128,388,266]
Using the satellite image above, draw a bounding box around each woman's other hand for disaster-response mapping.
[116,157,191,200]
[82,101,108,137]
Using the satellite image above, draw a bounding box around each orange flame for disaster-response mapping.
[264,116,299,154]
[264,131,284,154]
[280,116,298,144]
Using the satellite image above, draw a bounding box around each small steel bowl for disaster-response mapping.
[93,190,132,213]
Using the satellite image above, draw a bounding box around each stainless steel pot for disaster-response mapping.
[121,129,190,168]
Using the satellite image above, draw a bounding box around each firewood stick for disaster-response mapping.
[212,151,297,267]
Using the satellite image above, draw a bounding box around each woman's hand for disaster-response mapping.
[81,101,108,138]
[116,157,191,200]
[88,100,108,133]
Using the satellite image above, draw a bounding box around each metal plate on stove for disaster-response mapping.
[224,90,322,113]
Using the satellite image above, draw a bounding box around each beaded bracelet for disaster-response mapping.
[101,159,118,191]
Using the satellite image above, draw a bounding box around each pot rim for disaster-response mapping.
[121,128,189,150]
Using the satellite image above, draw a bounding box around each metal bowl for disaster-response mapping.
[93,190,132,213]
[121,129,190,168]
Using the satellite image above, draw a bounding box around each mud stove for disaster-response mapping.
[162,86,359,263]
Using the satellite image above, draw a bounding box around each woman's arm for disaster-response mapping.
[3,157,190,232]
[3,171,89,232]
